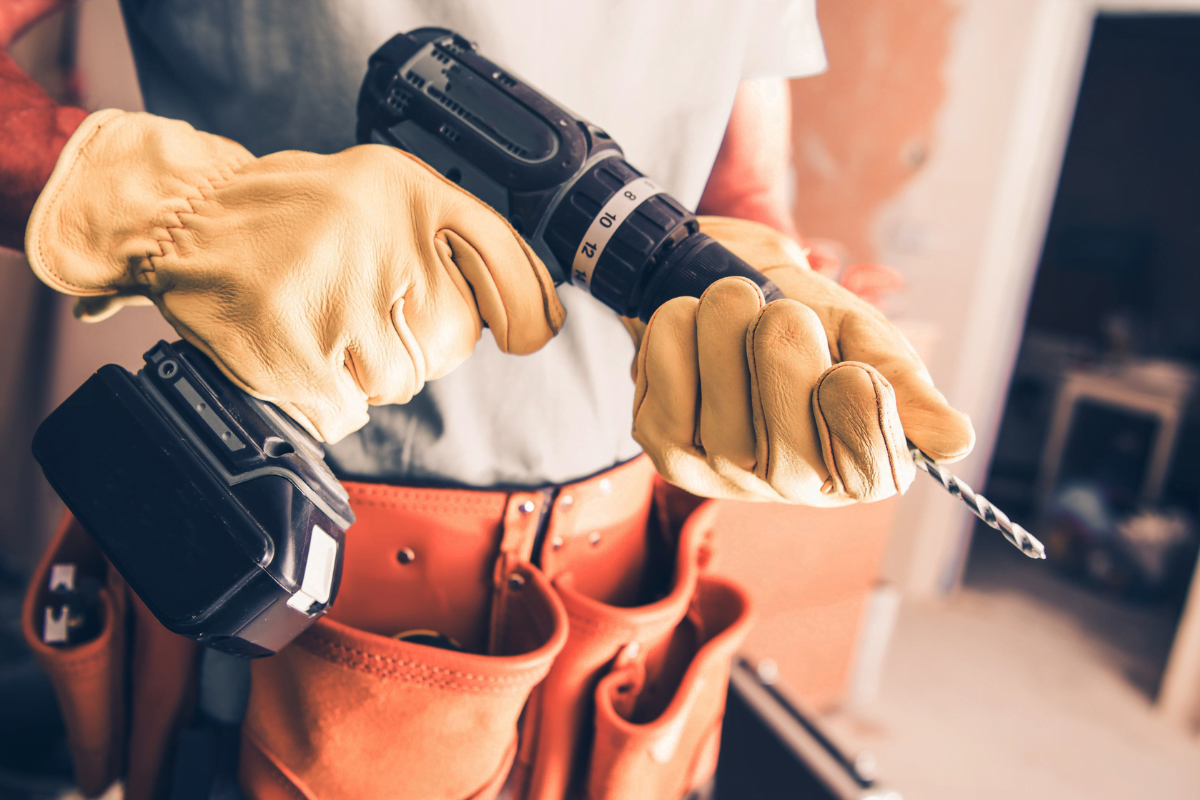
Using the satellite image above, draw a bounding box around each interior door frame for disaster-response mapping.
[918,0,1200,729]
[910,0,1200,600]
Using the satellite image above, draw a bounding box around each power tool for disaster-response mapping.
[31,27,796,658]
[356,27,784,318]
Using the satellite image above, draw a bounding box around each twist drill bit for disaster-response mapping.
[910,448,1046,560]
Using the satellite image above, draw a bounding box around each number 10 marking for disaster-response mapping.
[570,176,663,289]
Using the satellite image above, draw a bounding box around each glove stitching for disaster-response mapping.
[35,114,249,294]
[148,160,242,273]
[302,633,542,685]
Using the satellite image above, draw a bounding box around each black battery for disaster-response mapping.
[33,340,354,657]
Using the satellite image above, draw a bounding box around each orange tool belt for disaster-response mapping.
[22,455,753,800]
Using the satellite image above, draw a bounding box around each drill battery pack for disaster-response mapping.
[32,340,354,657]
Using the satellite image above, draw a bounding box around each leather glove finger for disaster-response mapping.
[810,361,915,502]
[697,279,913,503]
[424,184,565,357]
[632,296,746,499]
[763,264,974,463]
[693,277,778,500]
[742,297,841,505]
[697,216,974,465]
[635,274,916,505]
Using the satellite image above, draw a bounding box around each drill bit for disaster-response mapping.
[910,447,1046,560]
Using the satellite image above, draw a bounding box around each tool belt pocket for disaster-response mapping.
[239,559,569,800]
[587,576,753,800]
[21,513,127,797]
[517,483,753,800]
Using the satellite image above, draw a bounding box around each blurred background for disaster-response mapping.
[3,1,1200,798]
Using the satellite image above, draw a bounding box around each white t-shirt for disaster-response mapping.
[117,0,826,486]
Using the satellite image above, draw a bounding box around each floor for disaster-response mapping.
[822,528,1200,800]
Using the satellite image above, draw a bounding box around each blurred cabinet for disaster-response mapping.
[1036,360,1196,517]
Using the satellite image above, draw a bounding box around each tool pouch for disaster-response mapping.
[587,576,752,800]
[21,513,201,800]
[239,565,568,800]
[238,484,571,800]
[26,459,750,800]
[514,478,754,800]
[21,515,125,797]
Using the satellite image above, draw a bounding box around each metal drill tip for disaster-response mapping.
[909,447,1047,561]
[1011,522,1047,559]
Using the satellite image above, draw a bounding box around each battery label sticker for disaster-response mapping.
[571,177,663,288]
[287,525,339,615]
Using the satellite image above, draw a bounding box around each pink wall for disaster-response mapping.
[791,0,956,264]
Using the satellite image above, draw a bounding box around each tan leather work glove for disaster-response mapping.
[26,110,564,443]
[629,216,974,506]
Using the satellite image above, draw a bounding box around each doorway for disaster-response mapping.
[968,13,1200,698]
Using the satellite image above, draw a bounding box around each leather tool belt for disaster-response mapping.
[23,455,753,800]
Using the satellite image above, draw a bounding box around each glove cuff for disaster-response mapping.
[25,109,254,297]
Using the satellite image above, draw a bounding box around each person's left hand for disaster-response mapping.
[628,216,975,505]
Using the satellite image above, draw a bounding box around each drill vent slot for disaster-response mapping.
[386,88,411,114]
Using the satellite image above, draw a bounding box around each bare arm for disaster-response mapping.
[696,77,797,238]
[1,0,88,251]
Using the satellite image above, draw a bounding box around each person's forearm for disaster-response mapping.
[697,78,797,238]
[1,0,87,251]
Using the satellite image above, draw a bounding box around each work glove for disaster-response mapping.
[629,216,974,506]
[25,110,564,443]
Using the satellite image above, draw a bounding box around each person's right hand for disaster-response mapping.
[25,110,565,443]
[628,217,974,506]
